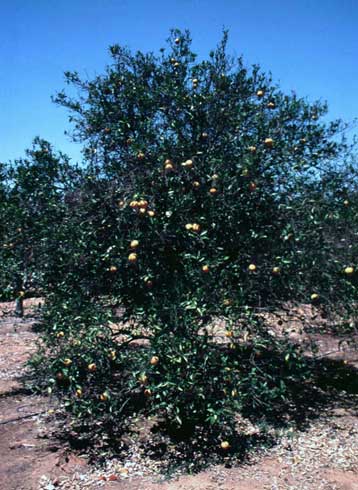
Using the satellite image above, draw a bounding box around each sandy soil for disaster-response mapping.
[0,300,357,490]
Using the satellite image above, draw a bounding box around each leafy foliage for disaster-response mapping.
[3,30,358,448]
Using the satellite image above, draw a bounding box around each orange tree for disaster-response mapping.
[32,30,357,446]
[0,138,77,314]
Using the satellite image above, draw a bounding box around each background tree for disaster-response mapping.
[0,138,76,315]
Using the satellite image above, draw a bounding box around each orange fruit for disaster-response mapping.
[220,441,231,450]
[147,210,156,217]
[150,356,159,366]
[130,240,139,249]
[202,265,210,273]
[264,138,274,147]
[272,267,281,275]
[138,200,148,208]
[192,223,201,232]
[344,266,354,275]
[109,265,118,273]
[311,293,319,302]
[128,253,137,263]
[88,363,97,372]
[248,264,257,272]
[63,358,72,367]
[137,152,145,160]
[209,187,218,195]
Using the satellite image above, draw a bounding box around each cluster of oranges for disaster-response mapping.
[129,199,155,217]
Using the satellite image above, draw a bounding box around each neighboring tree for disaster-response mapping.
[26,30,358,446]
[0,138,76,315]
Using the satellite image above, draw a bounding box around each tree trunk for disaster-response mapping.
[15,296,24,317]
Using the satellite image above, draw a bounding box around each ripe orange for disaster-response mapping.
[185,223,193,231]
[139,207,147,215]
[109,265,118,273]
[147,210,156,217]
[75,388,82,398]
[264,138,274,147]
[310,293,319,302]
[130,240,139,249]
[220,441,230,450]
[256,89,264,98]
[272,267,281,275]
[344,266,354,275]
[63,358,72,367]
[128,253,137,263]
[57,331,65,338]
[88,363,97,372]
[165,163,174,172]
[138,200,148,208]
[129,200,139,208]
[202,265,210,273]
[181,159,193,168]
[225,330,233,338]
[192,181,200,188]
[150,356,159,366]
[100,392,109,402]
[209,187,218,195]
[192,223,201,232]
[248,146,256,153]
[137,152,145,160]
[248,264,257,272]
[267,101,275,109]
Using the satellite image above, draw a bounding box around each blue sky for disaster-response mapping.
[1,0,357,164]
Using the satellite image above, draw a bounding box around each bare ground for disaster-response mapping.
[0,300,357,490]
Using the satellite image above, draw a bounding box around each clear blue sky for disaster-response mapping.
[1,0,357,164]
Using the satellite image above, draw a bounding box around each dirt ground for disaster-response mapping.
[0,300,357,490]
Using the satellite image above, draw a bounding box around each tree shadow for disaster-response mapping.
[138,353,358,474]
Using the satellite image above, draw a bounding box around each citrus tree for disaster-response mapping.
[30,30,357,448]
[0,138,76,314]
